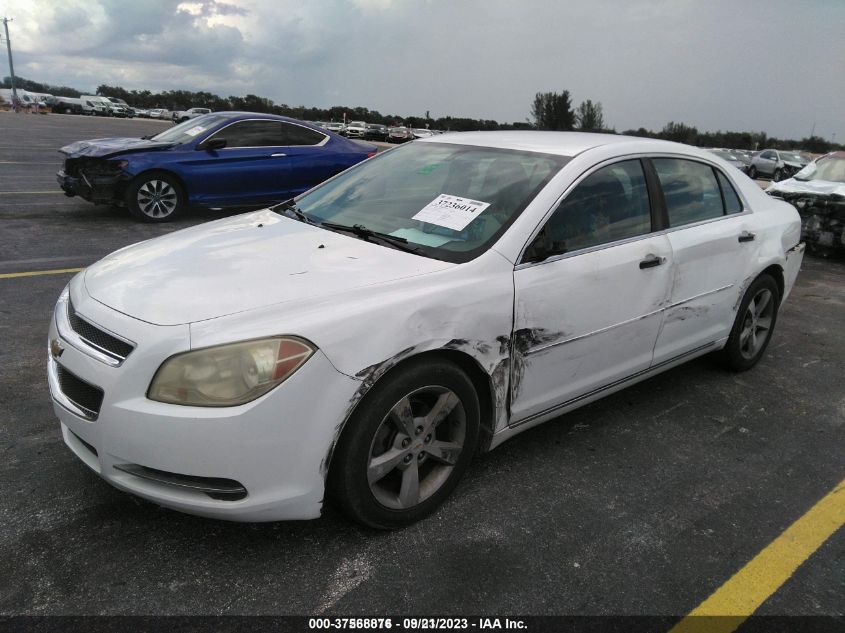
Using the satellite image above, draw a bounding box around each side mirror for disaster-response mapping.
[202,138,227,151]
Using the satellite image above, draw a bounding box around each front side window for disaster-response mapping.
[526,159,652,259]
[207,120,286,147]
[653,158,725,227]
[290,142,568,263]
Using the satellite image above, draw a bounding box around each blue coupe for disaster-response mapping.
[57,112,377,222]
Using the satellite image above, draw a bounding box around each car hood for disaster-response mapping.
[767,178,845,198]
[59,137,175,159]
[83,209,455,326]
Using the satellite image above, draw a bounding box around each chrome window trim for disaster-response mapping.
[515,152,752,270]
[198,118,330,149]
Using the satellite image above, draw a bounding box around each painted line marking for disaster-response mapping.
[0,267,83,279]
[670,476,845,633]
[0,191,64,195]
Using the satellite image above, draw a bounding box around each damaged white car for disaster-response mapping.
[48,132,805,528]
[766,151,845,255]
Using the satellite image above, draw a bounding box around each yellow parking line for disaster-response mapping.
[670,476,845,633]
[0,267,83,279]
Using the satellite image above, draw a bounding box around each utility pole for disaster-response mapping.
[2,17,18,110]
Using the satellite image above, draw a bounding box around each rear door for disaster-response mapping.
[649,158,756,363]
[510,158,674,424]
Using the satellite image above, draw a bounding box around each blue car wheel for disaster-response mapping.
[127,172,186,223]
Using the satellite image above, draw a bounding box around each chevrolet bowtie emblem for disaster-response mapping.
[50,338,64,359]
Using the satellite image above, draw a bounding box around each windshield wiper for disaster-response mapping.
[272,200,318,225]
[319,221,421,254]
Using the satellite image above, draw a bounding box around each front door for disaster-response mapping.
[510,158,674,424]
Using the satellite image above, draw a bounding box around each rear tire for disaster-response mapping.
[126,172,185,223]
[329,358,480,529]
[720,274,780,371]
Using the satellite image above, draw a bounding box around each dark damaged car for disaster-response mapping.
[57,112,377,222]
[767,151,845,255]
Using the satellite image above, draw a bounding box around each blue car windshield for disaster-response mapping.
[151,114,230,144]
[292,141,568,263]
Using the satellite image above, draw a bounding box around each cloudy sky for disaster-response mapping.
[1,0,842,141]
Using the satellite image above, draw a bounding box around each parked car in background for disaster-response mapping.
[147,109,169,119]
[766,151,845,255]
[84,99,109,116]
[173,107,212,123]
[132,108,150,118]
[364,123,388,141]
[57,112,377,222]
[706,149,750,174]
[105,97,135,117]
[748,149,808,181]
[50,97,87,115]
[324,122,347,136]
[388,126,413,143]
[48,132,803,528]
[345,121,368,139]
[412,128,436,139]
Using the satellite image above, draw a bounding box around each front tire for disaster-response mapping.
[329,358,480,529]
[773,168,784,182]
[126,172,185,222]
[720,274,780,371]
[747,165,757,179]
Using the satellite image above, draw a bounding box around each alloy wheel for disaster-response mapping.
[137,179,178,218]
[739,288,774,360]
[367,386,466,510]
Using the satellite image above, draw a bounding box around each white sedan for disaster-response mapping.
[48,132,805,528]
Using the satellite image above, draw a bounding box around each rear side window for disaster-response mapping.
[536,159,652,255]
[279,123,326,146]
[716,171,743,214]
[653,158,724,227]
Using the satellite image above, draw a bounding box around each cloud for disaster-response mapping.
[1,0,843,141]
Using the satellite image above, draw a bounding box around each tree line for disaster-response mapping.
[3,76,840,151]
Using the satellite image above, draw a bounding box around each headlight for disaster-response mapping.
[148,337,315,407]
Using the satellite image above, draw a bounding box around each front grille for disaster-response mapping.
[68,300,134,362]
[56,365,104,419]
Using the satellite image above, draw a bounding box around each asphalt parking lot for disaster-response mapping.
[0,113,842,621]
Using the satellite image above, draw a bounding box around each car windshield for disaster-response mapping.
[779,152,804,163]
[794,156,845,183]
[151,114,230,144]
[291,141,568,263]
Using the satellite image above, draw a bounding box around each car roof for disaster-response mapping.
[419,131,699,157]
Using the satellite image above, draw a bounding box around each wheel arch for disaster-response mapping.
[323,347,499,482]
[759,263,784,303]
[130,168,189,200]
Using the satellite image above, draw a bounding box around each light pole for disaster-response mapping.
[2,17,18,111]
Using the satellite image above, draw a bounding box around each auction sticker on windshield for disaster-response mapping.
[412,194,491,231]
[184,125,208,137]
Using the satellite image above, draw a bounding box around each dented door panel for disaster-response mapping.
[510,235,674,424]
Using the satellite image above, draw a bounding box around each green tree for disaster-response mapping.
[531,90,574,131]
[575,99,605,131]
[659,121,698,144]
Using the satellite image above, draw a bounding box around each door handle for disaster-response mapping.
[738,231,756,243]
[270,153,287,158]
[639,254,665,269]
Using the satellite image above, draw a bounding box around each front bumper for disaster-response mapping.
[57,169,128,204]
[48,276,362,521]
